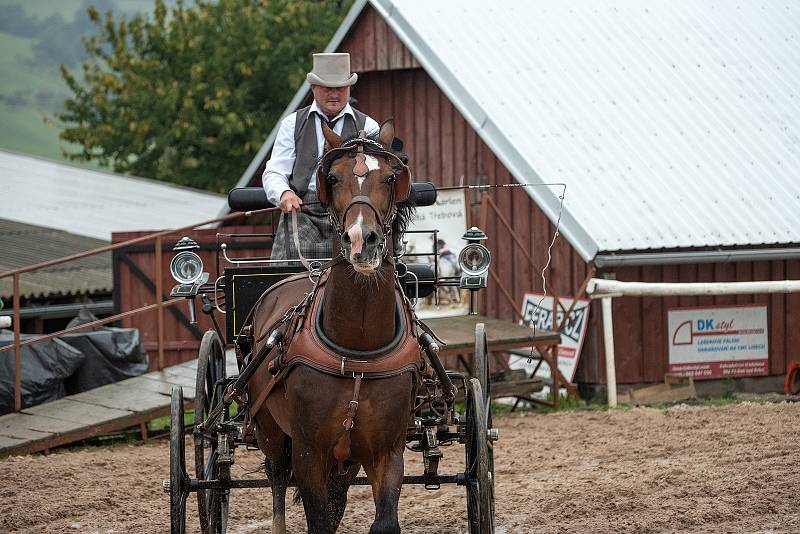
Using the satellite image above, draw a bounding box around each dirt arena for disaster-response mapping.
[1,401,798,533]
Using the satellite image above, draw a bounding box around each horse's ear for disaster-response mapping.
[322,121,342,151]
[393,162,411,203]
[316,166,329,205]
[379,118,395,148]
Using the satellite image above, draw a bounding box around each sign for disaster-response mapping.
[509,293,590,382]
[404,190,469,318]
[668,305,768,379]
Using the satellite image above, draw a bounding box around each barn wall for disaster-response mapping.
[113,225,272,369]
[587,260,800,384]
[236,5,798,386]
[334,7,800,385]
[339,5,420,72]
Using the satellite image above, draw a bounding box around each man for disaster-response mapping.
[263,52,380,260]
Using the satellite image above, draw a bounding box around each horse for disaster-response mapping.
[247,120,418,534]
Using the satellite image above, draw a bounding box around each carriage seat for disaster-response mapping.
[227,182,437,211]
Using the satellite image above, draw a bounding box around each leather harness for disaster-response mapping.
[248,273,424,420]
[246,273,426,473]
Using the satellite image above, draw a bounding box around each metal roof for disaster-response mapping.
[0,219,111,300]
[369,0,800,259]
[0,150,226,241]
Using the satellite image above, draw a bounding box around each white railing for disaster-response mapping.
[586,278,800,407]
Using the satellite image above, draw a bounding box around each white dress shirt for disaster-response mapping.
[262,101,380,206]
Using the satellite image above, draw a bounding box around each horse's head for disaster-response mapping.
[316,120,411,274]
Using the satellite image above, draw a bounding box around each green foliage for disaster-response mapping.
[57,0,353,192]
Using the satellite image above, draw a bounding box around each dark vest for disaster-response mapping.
[290,104,368,197]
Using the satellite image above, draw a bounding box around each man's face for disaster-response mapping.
[311,84,350,117]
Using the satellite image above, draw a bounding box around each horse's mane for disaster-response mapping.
[318,131,416,240]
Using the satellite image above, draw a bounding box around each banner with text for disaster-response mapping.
[668,305,769,379]
[404,189,469,318]
[509,293,590,383]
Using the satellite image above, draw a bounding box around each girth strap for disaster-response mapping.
[342,374,362,432]
[333,374,363,474]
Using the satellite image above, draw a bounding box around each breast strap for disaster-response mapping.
[249,282,423,418]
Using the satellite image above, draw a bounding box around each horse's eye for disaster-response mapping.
[327,173,338,184]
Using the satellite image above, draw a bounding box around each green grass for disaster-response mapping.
[0,1,178,161]
[0,102,65,158]
[0,29,71,158]
[12,0,165,21]
[12,0,84,20]
[148,402,240,433]
[0,32,64,94]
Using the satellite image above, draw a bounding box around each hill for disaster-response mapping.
[0,0,176,161]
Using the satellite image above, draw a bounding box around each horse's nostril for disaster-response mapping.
[342,233,351,244]
[365,231,378,246]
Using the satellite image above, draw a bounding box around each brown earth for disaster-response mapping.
[1,401,798,534]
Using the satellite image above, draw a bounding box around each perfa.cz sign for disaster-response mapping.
[512,293,590,383]
[667,305,769,379]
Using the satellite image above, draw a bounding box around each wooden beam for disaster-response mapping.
[156,236,164,370]
[13,273,21,412]
[489,269,524,321]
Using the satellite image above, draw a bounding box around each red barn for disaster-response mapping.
[233,0,800,397]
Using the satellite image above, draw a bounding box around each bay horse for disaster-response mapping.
[248,120,418,533]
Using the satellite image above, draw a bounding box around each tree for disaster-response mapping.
[58,0,352,192]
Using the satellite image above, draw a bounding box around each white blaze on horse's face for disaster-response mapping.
[360,155,380,191]
[347,213,364,256]
[345,208,383,274]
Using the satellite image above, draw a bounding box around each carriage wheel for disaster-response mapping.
[169,386,189,534]
[194,331,230,534]
[473,322,495,508]
[465,378,495,533]
[473,323,490,402]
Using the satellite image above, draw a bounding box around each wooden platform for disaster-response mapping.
[423,314,560,355]
[0,316,558,457]
[0,352,237,458]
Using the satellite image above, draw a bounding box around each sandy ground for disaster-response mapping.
[1,401,799,534]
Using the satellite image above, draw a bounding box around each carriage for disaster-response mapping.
[163,126,498,533]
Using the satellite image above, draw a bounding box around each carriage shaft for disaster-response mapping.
[188,473,464,491]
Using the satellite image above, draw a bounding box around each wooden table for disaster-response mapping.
[422,314,576,408]
[423,314,560,355]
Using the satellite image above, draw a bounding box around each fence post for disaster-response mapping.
[155,236,164,370]
[601,296,617,407]
[13,273,21,412]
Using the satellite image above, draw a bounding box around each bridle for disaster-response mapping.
[318,131,410,260]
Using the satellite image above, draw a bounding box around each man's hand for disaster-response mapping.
[279,190,303,213]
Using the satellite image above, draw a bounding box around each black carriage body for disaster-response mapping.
[223,265,305,343]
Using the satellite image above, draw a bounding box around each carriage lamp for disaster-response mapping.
[170,237,204,285]
[169,237,209,325]
[458,227,490,290]
[0,297,9,329]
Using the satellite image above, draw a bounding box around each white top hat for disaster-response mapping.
[306,53,358,88]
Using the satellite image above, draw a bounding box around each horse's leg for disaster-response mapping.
[327,462,361,531]
[253,410,291,534]
[265,436,291,534]
[292,441,335,534]
[362,444,405,534]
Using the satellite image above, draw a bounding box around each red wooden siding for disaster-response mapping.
[338,15,800,385]
[589,261,800,384]
[339,5,420,72]
[113,226,270,369]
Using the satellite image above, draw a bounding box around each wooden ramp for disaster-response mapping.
[0,352,237,458]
